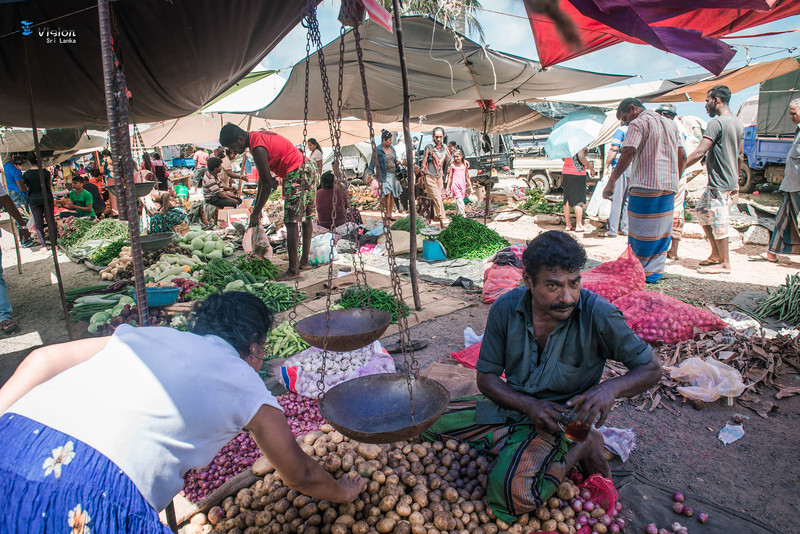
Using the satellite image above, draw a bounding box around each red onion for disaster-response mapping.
[615,501,623,512]
[572,499,583,512]
[616,518,626,530]
[671,522,684,532]
[584,500,596,512]
[672,502,684,514]
[600,515,612,526]
[276,392,325,437]
[181,432,261,502]
[672,492,684,503]
[577,514,589,526]
[609,524,620,534]
[697,512,709,524]
[570,471,584,484]
[588,518,598,527]
[682,507,694,518]
[644,523,658,534]
[580,489,592,501]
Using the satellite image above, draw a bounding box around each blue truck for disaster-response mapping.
[738,66,799,193]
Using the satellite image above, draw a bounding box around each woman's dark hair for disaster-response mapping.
[522,230,586,285]
[381,130,392,141]
[308,138,319,149]
[320,171,335,189]
[207,157,223,172]
[26,151,39,165]
[101,149,112,157]
[220,123,248,147]
[191,292,273,358]
[432,127,445,137]
[142,151,153,172]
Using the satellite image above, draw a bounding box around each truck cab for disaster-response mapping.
[740,124,794,193]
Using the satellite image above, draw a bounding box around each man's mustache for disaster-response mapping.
[550,302,576,310]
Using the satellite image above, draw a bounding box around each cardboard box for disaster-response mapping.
[241,198,254,210]
[218,208,249,228]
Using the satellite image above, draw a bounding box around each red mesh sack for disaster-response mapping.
[613,291,727,344]
[580,474,618,513]
[576,527,592,534]
[582,246,645,302]
[482,263,524,304]
[451,342,481,369]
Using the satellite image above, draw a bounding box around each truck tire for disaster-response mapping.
[739,166,756,193]
[528,173,551,194]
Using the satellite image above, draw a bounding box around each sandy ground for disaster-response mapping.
[1,185,799,531]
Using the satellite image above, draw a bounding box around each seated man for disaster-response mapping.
[422,230,661,524]
[315,171,348,230]
[80,175,106,219]
[202,157,242,225]
[58,176,96,219]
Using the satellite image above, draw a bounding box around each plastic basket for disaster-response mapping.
[129,287,180,307]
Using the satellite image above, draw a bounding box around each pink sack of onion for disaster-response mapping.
[581,246,645,303]
[278,341,395,398]
[612,291,727,344]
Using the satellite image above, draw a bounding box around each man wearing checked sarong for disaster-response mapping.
[423,231,662,524]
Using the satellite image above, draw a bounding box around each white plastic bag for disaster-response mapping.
[586,174,612,220]
[309,232,338,266]
[665,357,746,403]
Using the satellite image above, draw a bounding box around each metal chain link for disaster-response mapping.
[351,20,419,423]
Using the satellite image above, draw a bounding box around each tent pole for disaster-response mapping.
[98,0,150,326]
[21,33,73,340]
[392,0,421,311]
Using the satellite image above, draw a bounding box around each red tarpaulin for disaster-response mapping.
[525,0,800,75]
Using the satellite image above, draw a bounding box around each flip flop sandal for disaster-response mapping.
[384,340,428,354]
[698,259,721,266]
[748,253,777,263]
[0,320,19,335]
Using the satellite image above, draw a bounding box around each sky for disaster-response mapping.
[259,1,800,121]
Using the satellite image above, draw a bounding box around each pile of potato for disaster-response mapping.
[184,424,587,534]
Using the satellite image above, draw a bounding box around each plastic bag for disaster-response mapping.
[582,246,645,302]
[585,174,612,220]
[309,232,338,266]
[718,414,748,445]
[482,263,523,304]
[463,327,483,348]
[597,426,636,462]
[243,225,273,259]
[278,341,394,398]
[664,357,746,402]
[613,291,728,344]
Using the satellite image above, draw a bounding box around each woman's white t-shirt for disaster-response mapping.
[9,324,279,511]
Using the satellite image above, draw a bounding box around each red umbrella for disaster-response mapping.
[525,0,800,74]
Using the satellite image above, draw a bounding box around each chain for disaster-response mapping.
[352,20,419,423]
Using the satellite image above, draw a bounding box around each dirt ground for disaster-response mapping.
[1,196,799,531]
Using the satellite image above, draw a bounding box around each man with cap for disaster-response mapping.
[603,98,686,283]
[684,85,744,274]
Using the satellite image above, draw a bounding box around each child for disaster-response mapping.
[446,150,471,217]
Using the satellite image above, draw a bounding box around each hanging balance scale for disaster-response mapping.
[291,1,448,444]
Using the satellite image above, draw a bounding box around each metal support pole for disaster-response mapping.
[21,34,73,339]
[391,0,421,311]
[97,0,149,326]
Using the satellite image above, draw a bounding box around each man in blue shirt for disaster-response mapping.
[602,126,629,237]
[2,154,33,247]
[422,231,662,524]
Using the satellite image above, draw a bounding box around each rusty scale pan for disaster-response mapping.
[293,308,391,353]
[319,373,450,444]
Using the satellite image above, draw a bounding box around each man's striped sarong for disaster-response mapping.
[420,396,568,524]
[628,187,675,283]
[768,191,800,255]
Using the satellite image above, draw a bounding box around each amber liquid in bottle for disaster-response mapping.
[565,420,590,442]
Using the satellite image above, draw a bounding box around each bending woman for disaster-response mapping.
[0,292,365,533]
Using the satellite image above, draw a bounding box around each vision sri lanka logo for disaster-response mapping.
[20,19,77,44]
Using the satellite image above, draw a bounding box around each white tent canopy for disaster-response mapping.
[202,73,287,114]
[1,128,107,164]
[255,16,628,123]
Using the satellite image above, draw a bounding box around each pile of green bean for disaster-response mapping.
[755,273,800,325]
[237,257,282,280]
[253,282,305,312]
[438,214,509,260]
[337,286,409,324]
[265,321,309,359]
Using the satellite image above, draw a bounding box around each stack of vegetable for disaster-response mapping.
[143,254,205,285]
[70,292,129,322]
[67,218,129,255]
[186,425,604,534]
[88,302,170,335]
[58,217,97,249]
[754,272,800,325]
[438,215,509,260]
[276,392,325,437]
[252,282,306,312]
[182,433,262,503]
[186,282,218,301]
[201,258,257,289]
[391,217,427,234]
[99,245,134,280]
[237,256,282,280]
[90,238,127,267]
[175,230,234,260]
[338,286,409,324]
[265,321,310,359]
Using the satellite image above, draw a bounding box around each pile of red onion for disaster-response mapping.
[644,491,709,533]
[181,433,261,502]
[278,392,325,437]
[567,472,626,533]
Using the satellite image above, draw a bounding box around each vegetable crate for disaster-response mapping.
[129,287,181,307]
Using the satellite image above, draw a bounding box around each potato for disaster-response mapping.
[234,514,248,530]
[444,439,459,451]
[300,503,319,519]
[395,520,412,534]
[557,521,569,534]
[323,508,338,523]
[359,460,382,478]
[226,505,241,519]
[341,452,356,471]
[386,474,401,486]
[324,455,342,473]
[357,443,383,460]
[408,511,425,525]
[542,519,558,532]
[351,521,370,534]
[590,508,606,519]
[379,495,398,513]
[495,518,510,531]
[555,482,575,501]
[592,523,607,533]
[562,507,575,520]
[401,472,417,488]
[184,525,203,534]
[550,509,564,522]
[433,511,453,531]
[376,518,397,533]
[411,525,427,534]
[371,470,386,484]
[251,456,274,476]
[255,511,273,526]
[535,507,550,521]
[207,507,225,526]
[483,523,499,534]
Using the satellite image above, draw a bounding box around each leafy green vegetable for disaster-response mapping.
[337,286,409,324]
[90,238,127,266]
[237,257,282,280]
[438,215,509,260]
[391,216,427,233]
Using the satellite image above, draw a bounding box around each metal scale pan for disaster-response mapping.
[293,308,392,353]
[319,373,450,444]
